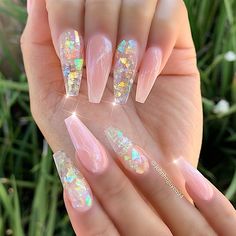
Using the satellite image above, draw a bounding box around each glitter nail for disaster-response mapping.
[105,127,149,174]
[113,40,138,104]
[53,151,92,211]
[59,30,84,96]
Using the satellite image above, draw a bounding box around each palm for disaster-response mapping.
[22,16,202,192]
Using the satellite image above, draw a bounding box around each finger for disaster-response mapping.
[64,114,172,236]
[85,0,121,103]
[64,194,119,236]
[21,0,54,100]
[53,151,119,236]
[136,0,194,103]
[46,0,85,97]
[177,158,236,236]
[105,127,217,236]
[113,0,158,104]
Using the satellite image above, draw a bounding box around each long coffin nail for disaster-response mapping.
[53,151,93,211]
[87,34,112,103]
[113,40,139,104]
[136,47,162,103]
[105,127,149,174]
[65,115,108,173]
[59,30,84,96]
[175,158,213,201]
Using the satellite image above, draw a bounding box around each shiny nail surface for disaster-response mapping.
[176,158,213,201]
[59,30,84,96]
[113,40,139,104]
[53,151,93,211]
[87,34,112,103]
[105,127,149,174]
[136,47,162,103]
[65,115,108,173]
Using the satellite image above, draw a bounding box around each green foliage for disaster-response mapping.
[0,0,236,235]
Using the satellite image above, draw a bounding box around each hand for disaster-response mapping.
[22,0,202,195]
[53,116,236,235]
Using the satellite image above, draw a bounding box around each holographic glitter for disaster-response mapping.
[59,30,84,96]
[105,127,149,174]
[113,40,138,104]
[53,151,92,211]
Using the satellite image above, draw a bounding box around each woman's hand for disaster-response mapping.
[53,116,236,235]
[22,0,202,197]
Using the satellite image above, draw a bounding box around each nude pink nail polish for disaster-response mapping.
[136,47,162,103]
[176,158,213,201]
[65,115,108,173]
[86,34,112,103]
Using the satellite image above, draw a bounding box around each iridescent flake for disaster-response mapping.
[59,30,84,96]
[53,151,92,210]
[105,127,149,174]
[113,40,138,104]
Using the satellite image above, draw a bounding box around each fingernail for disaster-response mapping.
[87,34,112,103]
[105,127,149,174]
[136,47,162,103]
[53,151,93,211]
[27,0,32,14]
[113,40,139,104]
[59,30,84,96]
[175,158,213,201]
[65,115,108,173]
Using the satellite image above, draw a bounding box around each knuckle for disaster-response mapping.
[149,182,172,203]
[103,177,129,201]
[128,2,153,22]
[85,0,121,11]
[189,223,216,236]
[88,224,118,236]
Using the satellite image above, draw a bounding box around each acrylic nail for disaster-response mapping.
[59,30,84,96]
[176,157,213,201]
[65,115,108,173]
[105,127,149,174]
[113,40,139,104]
[86,34,112,103]
[53,151,93,211]
[136,47,162,103]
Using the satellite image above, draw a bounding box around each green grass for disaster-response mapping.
[0,0,236,235]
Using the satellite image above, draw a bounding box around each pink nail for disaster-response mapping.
[86,34,112,103]
[136,47,162,103]
[27,0,32,14]
[176,158,213,201]
[53,151,93,211]
[105,127,149,174]
[65,115,108,173]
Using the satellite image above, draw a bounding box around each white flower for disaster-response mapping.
[224,51,236,62]
[213,99,230,114]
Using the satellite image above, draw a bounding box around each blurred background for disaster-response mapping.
[0,0,236,235]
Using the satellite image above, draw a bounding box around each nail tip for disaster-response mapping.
[53,150,93,211]
[135,95,145,103]
[88,95,102,104]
